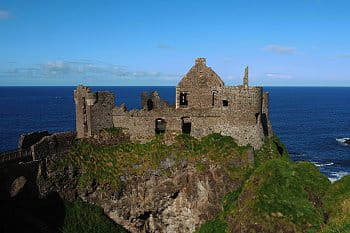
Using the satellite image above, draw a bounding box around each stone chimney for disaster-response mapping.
[243,66,249,88]
[195,58,206,66]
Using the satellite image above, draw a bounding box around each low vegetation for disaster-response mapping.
[62,199,128,233]
[59,129,350,232]
[61,131,253,190]
[322,176,350,233]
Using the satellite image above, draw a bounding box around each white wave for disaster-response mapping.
[336,138,350,145]
[311,161,334,167]
[328,171,349,183]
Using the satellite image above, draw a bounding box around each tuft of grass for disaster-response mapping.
[102,127,124,136]
[62,199,128,233]
[322,175,350,233]
[255,134,289,166]
[195,218,227,233]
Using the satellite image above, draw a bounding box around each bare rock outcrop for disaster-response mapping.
[84,161,237,233]
[38,155,239,233]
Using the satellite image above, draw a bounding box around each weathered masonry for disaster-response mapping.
[74,58,272,149]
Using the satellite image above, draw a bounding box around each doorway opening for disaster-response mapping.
[181,117,191,134]
[147,99,154,111]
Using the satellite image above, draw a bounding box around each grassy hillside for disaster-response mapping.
[59,130,350,233]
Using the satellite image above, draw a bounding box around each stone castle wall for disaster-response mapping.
[74,58,272,149]
[112,105,266,148]
[74,86,114,138]
[219,86,263,125]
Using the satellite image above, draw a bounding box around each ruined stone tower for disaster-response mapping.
[74,58,272,149]
[74,86,114,138]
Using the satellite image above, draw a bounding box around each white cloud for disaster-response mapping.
[0,10,10,19]
[264,44,296,55]
[337,53,350,59]
[223,57,234,63]
[0,60,180,81]
[265,73,292,79]
[157,43,172,49]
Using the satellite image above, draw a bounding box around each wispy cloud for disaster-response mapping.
[0,60,180,80]
[264,44,296,55]
[337,53,350,59]
[157,43,172,49]
[0,10,10,19]
[265,73,292,79]
[223,56,234,63]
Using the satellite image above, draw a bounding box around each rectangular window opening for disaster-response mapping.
[222,100,229,107]
[180,92,188,106]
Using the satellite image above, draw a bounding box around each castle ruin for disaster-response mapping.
[74,58,272,149]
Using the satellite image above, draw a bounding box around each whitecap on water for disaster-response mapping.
[328,171,349,183]
[311,161,334,167]
[336,138,350,146]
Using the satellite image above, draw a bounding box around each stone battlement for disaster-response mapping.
[74,58,272,148]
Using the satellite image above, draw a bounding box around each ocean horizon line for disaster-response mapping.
[1,85,350,88]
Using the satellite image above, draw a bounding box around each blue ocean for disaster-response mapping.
[0,86,349,181]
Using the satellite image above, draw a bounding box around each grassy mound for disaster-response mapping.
[61,133,253,190]
[322,175,350,233]
[62,199,128,233]
[228,159,330,233]
[196,158,330,233]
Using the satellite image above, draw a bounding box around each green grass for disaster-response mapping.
[322,175,350,233]
[101,127,124,136]
[254,134,289,166]
[196,154,331,233]
[227,158,331,233]
[62,199,128,233]
[195,218,227,233]
[60,132,350,233]
[60,133,253,191]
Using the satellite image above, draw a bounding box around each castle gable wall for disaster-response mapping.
[176,58,224,109]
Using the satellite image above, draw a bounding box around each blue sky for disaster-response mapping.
[0,0,350,86]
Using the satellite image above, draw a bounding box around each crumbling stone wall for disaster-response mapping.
[112,106,266,148]
[76,57,273,149]
[31,131,76,160]
[262,92,273,137]
[74,86,114,138]
[141,91,170,111]
[18,131,50,150]
[219,86,263,125]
